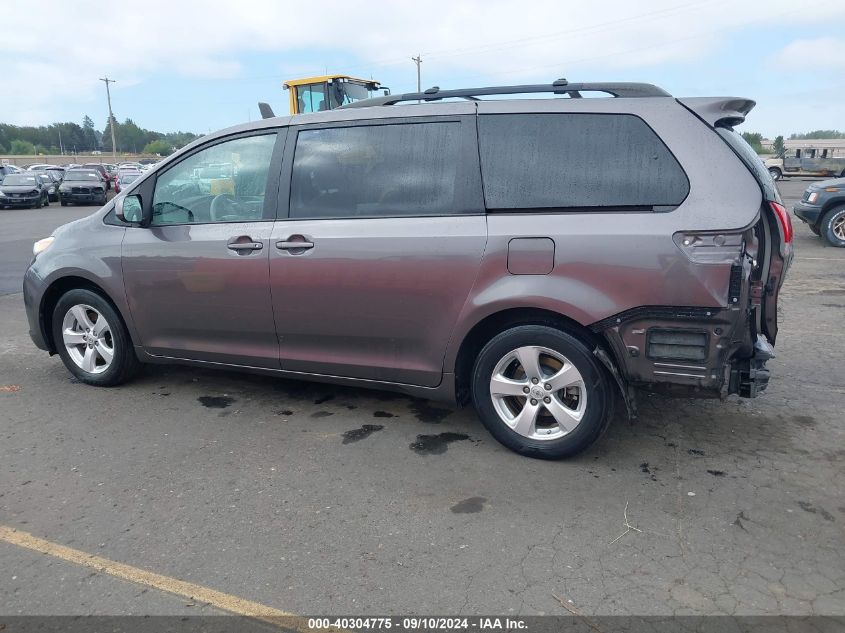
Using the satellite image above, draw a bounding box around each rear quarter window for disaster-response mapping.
[478,113,689,211]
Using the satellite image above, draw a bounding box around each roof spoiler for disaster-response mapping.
[258,102,275,120]
[677,97,756,128]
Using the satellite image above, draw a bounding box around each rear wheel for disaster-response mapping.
[52,289,141,386]
[821,206,845,248]
[471,325,612,459]
[60,200,68,206]
[768,167,782,181]
[35,196,42,209]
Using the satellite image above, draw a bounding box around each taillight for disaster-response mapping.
[769,201,793,245]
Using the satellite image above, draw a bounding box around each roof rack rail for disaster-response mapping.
[339,78,670,109]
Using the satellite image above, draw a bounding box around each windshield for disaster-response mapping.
[338,81,374,105]
[2,174,38,186]
[120,173,140,184]
[64,171,100,182]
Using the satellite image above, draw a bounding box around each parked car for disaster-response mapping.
[35,172,61,202]
[0,172,49,208]
[27,163,62,172]
[57,169,108,206]
[22,80,792,459]
[81,163,112,190]
[0,164,21,181]
[765,147,845,181]
[118,171,141,188]
[793,177,845,247]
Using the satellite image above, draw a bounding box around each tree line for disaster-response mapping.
[741,130,844,156]
[0,116,199,156]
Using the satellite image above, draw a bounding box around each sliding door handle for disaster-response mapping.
[276,237,314,251]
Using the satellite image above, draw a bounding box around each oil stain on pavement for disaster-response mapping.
[342,424,384,444]
[450,497,487,513]
[409,432,470,455]
[198,396,235,409]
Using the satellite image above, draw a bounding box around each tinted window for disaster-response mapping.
[151,134,276,225]
[290,122,463,219]
[479,113,689,210]
[716,127,780,203]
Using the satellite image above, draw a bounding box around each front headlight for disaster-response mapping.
[807,192,819,204]
[0,190,6,197]
[33,237,54,258]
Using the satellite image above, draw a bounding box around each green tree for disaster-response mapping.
[82,115,98,151]
[0,142,7,154]
[789,130,845,140]
[143,139,173,155]
[741,131,764,153]
[10,139,36,155]
[772,135,785,158]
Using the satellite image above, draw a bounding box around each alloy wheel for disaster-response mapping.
[488,345,587,441]
[61,304,115,374]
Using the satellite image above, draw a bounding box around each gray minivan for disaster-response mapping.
[23,80,793,459]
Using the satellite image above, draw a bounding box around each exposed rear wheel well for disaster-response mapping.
[40,277,125,353]
[453,308,607,404]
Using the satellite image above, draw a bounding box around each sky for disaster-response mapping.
[3,0,844,138]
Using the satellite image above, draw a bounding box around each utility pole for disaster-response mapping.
[99,77,117,161]
[411,54,422,92]
[58,129,64,155]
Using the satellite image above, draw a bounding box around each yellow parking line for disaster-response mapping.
[0,524,307,628]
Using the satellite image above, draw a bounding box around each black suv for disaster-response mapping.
[793,178,845,247]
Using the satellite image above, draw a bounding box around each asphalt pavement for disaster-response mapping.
[1,180,843,619]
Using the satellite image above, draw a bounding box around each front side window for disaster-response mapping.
[478,113,689,210]
[290,122,464,220]
[151,134,276,225]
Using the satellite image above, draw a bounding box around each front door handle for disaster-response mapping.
[227,237,263,252]
[276,236,314,251]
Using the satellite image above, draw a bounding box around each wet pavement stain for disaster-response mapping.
[798,501,835,522]
[451,497,487,514]
[409,399,452,424]
[275,409,294,416]
[342,424,384,444]
[198,396,235,409]
[409,432,470,455]
[640,462,650,473]
[733,511,749,531]
[792,415,817,428]
[314,394,334,405]
[688,448,705,456]
[310,411,334,419]
[707,469,726,477]
[373,411,395,418]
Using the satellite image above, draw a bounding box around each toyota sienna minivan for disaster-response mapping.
[23,80,792,459]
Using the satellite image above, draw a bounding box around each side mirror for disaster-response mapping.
[115,194,145,225]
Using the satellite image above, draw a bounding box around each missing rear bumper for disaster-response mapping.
[729,334,774,398]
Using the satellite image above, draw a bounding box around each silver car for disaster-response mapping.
[23,80,792,459]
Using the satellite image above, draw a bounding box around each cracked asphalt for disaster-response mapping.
[0,180,843,617]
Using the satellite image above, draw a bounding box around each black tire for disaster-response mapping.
[42,192,49,207]
[820,206,845,248]
[99,194,107,206]
[768,167,782,181]
[60,200,68,206]
[35,196,42,209]
[51,288,141,387]
[471,325,613,459]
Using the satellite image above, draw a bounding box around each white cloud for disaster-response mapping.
[2,0,844,125]
[770,37,845,70]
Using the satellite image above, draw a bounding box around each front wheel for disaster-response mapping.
[821,206,845,248]
[52,289,141,386]
[471,325,613,459]
[768,167,782,181]
[42,192,49,207]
